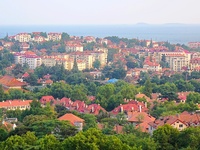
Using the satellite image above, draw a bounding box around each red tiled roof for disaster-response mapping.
[40,95,55,104]
[58,113,84,125]
[127,111,155,123]
[22,72,29,78]
[111,100,148,115]
[0,75,27,87]
[87,104,107,115]
[0,100,32,107]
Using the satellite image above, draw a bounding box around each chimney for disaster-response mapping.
[145,102,147,108]
[139,105,142,112]
[9,101,11,104]
[131,107,134,111]
[120,104,123,112]
[76,103,79,109]
[92,106,94,113]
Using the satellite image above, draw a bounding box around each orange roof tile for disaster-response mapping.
[0,75,27,87]
[0,100,32,107]
[58,113,84,125]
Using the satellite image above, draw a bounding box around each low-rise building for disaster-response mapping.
[47,33,62,41]
[14,33,31,42]
[0,100,32,110]
[58,113,84,131]
[0,75,27,89]
[14,52,42,69]
[148,111,200,135]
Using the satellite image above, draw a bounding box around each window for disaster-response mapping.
[179,124,183,128]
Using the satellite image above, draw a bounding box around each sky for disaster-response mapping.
[0,0,200,25]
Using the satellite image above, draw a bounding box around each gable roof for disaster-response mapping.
[148,111,200,129]
[0,100,32,108]
[40,95,55,104]
[58,113,84,125]
[127,111,155,123]
[0,75,27,88]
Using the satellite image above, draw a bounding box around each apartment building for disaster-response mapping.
[90,51,107,67]
[32,36,46,43]
[190,57,200,71]
[14,52,42,69]
[47,33,62,41]
[70,51,93,69]
[156,51,191,72]
[42,55,73,70]
[65,43,83,52]
[188,42,200,49]
[14,33,31,42]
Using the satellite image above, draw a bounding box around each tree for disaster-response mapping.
[186,92,200,104]
[119,84,138,99]
[30,120,77,139]
[83,42,95,50]
[158,83,178,101]
[57,44,66,53]
[12,64,24,77]
[50,82,72,99]
[93,60,101,69]
[1,135,27,150]
[143,78,152,98]
[23,115,49,126]
[112,68,126,79]
[96,84,115,110]
[153,124,179,150]
[40,32,47,38]
[24,73,38,86]
[0,128,8,141]
[178,127,200,149]
[80,114,97,131]
[126,61,138,69]
[0,85,5,101]
[71,58,79,73]
[71,84,88,101]
[8,89,24,100]
[61,32,70,41]
[107,48,119,62]
[38,134,61,150]
[175,79,194,92]
[22,131,38,146]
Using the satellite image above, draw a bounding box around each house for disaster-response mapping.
[59,97,73,108]
[188,42,200,49]
[0,120,17,131]
[127,111,155,132]
[143,56,162,72]
[86,104,106,115]
[148,111,200,135]
[37,78,53,86]
[98,123,123,134]
[22,72,30,79]
[177,91,192,103]
[40,96,55,106]
[0,75,27,89]
[110,100,148,115]
[58,113,84,131]
[20,42,30,50]
[0,100,32,110]
[135,93,151,102]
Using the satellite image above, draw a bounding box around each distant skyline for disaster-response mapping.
[0,0,200,25]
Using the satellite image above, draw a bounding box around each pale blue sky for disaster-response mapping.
[0,0,200,25]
